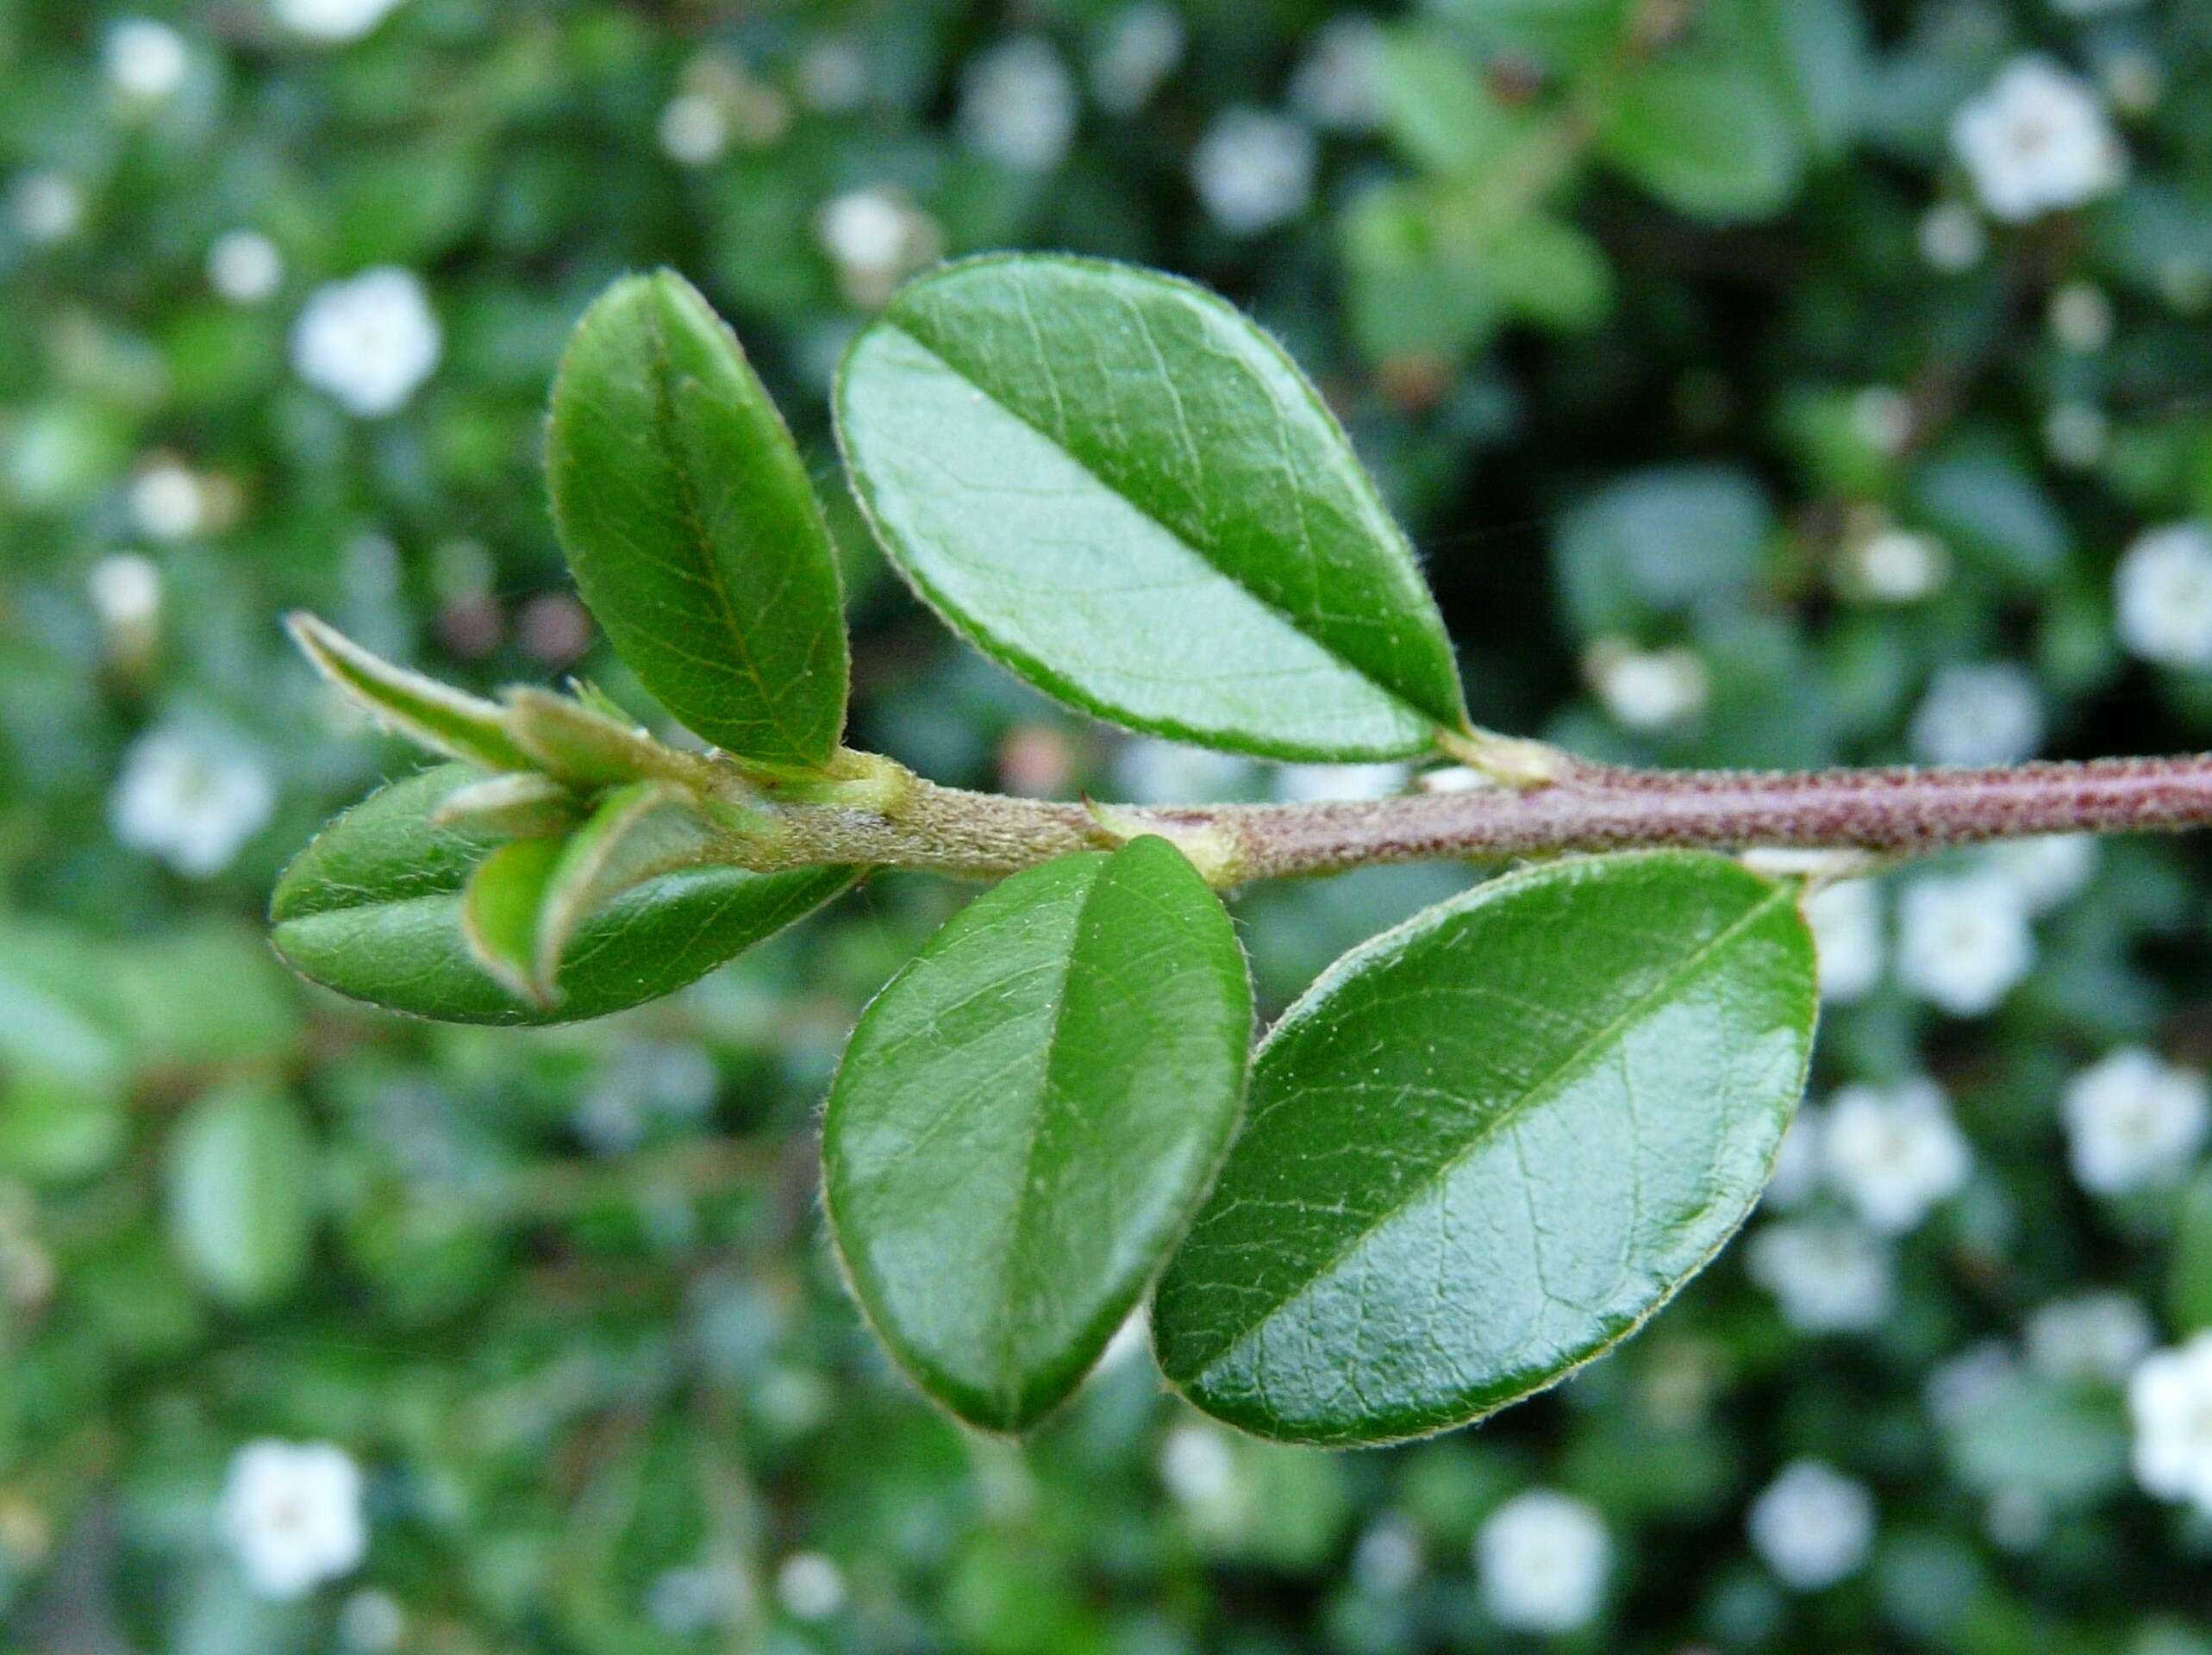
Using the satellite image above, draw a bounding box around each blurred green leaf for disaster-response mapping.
[1601,58,1803,222]
[1555,465,1773,634]
[166,1083,316,1309]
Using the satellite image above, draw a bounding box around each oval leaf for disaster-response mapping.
[835,255,1469,761]
[166,1083,315,1309]
[271,765,854,1026]
[1153,851,1816,1446]
[547,270,849,770]
[824,836,1252,1432]
[460,836,564,1004]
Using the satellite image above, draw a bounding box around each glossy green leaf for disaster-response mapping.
[1153,852,1816,1446]
[824,836,1252,1432]
[270,765,855,1026]
[834,254,1469,761]
[547,270,849,770]
[532,782,721,993]
[288,611,533,771]
[460,836,564,1004]
[166,1084,315,1309]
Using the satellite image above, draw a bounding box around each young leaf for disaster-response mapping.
[834,254,1470,762]
[502,686,702,788]
[1152,851,1816,1446]
[547,271,849,770]
[288,611,533,771]
[460,837,565,1004]
[271,765,854,1026]
[532,782,721,994]
[823,836,1251,1433]
[430,771,581,838]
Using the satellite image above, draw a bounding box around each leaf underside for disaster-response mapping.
[1152,851,1817,1446]
[835,254,1469,762]
[824,836,1252,1432]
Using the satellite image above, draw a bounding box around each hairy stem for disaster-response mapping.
[717,751,2212,888]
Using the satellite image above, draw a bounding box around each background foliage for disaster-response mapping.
[6,0,2212,1649]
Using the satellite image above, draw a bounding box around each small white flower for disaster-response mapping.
[1587,641,1709,733]
[209,230,284,303]
[218,1440,368,1602]
[772,1552,845,1621]
[1952,56,2125,222]
[1353,1515,1423,1596]
[2047,281,2115,353]
[1090,3,1184,116]
[272,0,407,44]
[1114,737,1257,804]
[1909,662,2043,767]
[109,724,276,877]
[106,18,189,102]
[1850,386,1914,455]
[1475,1490,1609,1634]
[815,186,941,309]
[658,94,728,166]
[1288,16,1385,133]
[1270,762,1409,803]
[2043,402,2109,469]
[1806,878,1884,1004]
[1980,834,2096,915]
[129,461,205,540]
[291,268,441,417]
[959,37,1078,172]
[89,553,161,640]
[10,171,83,244]
[1821,1077,1971,1234]
[1159,1422,1237,1507]
[1896,871,2034,1016]
[2129,1333,2212,1514]
[1190,108,1316,237]
[1842,527,1949,604]
[1747,1460,1874,1590]
[1747,1220,1894,1333]
[1917,201,1987,272]
[1926,1340,2020,1428]
[2063,1046,2210,1196]
[798,39,868,112]
[2115,522,2212,670]
[2027,1290,2154,1385]
[1764,1109,1825,1210]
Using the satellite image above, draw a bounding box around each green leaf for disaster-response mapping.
[1152,852,1816,1446]
[166,1084,316,1309]
[501,686,678,786]
[270,765,854,1026]
[835,254,1470,761]
[547,270,849,770]
[1555,464,1772,635]
[2171,1169,2212,1334]
[1908,447,2071,588]
[1377,28,1525,174]
[1599,59,1803,222]
[460,837,565,1004]
[287,611,533,771]
[1717,0,1867,161]
[430,771,582,838]
[532,782,721,994]
[823,836,1252,1432]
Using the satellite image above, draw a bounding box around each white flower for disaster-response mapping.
[2044,402,2109,469]
[1806,878,1883,1004]
[291,268,441,417]
[1747,1460,1874,1590]
[1764,1109,1824,1210]
[1951,56,2125,222]
[1821,1077,1971,1234]
[798,39,868,113]
[1896,871,2034,1016]
[772,1552,845,1621]
[218,1440,368,1601]
[1917,201,1987,272]
[1270,762,1409,803]
[89,553,161,639]
[1475,1490,1609,1634]
[1114,737,1257,804]
[2062,1047,2209,1196]
[109,724,276,877]
[1926,1340,2020,1428]
[209,230,284,303]
[1584,639,1709,733]
[1747,1220,1894,1333]
[1159,1422,1237,1507]
[959,37,1078,172]
[1909,662,2043,767]
[2047,281,2115,353]
[1850,386,1914,454]
[1190,108,1315,236]
[129,461,205,540]
[1980,834,2096,915]
[658,94,728,166]
[106,18,189,102]
[272,0,407,44]
[2130,1333,2212,1514]
[1842,527,1949,604]
[1090,3,1184,116]
[1288,16,1384,133]
[2115,522,2212,670]
[2027,1290,2154,1385]
[10,171,82,244]
[1353,1515,1423,1596]
[815,186,941,309]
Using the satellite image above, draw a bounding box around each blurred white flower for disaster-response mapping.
[1747,1219,1894,1333]
[1587,641,1709,733]
[2044,402,2109,469]
[1806,878,1883,1004]
[772,1552,845,1621]
[1270,762,1409,803]
[1114,737,1257,804]
[272,0,407,44]
[89,553,161,646]
[1917,201,1987,272]
[1747,1460,1874,1590]
[1842,527,1949,604]
[2063,1047,2209,1196]
[337,1589,407,1653]
[1475,1490,1609,1634]
[1288,16,1385,133]
[816,186,942,309]
[959,37,1078,172]
[291,267,441,417]
[1850,386,1914,454]
[219,1440,368,1601]
[208,230,284,303]
[798,39,868,112]
[106,18,189,102]
[1821,1077,1971,1234]
[109,724,275,877]
[2115,522,2212,670]
[129,461,205,540]
[2027,1290,2154,1385]
[1909,662,2043,767]
[1926,1340,2021,1428]
[2130,1333,2212,1514]
[1090,3,1184,116]
[1981,834,2096,915]
[10,171,83,244]
[658,94,728,166]
[1951,56,2125,222]
[2047,281,2115,353]
[1983,1485,2049,1553]
[1159,1421,1238,1507]
[1896,871,2034,1016]
[1353,1514,1424,1596]
[1190,108,1315,236]
[1764,1109,1824,1210]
